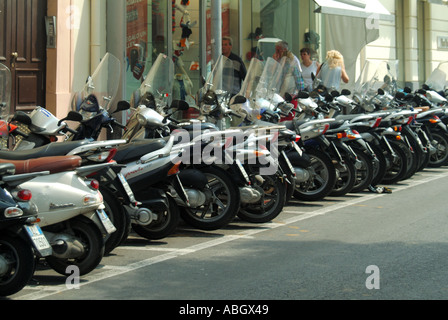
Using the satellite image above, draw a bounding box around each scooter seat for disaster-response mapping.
[113,139,167,163]
[282,120,310,132]
[0,155,82,174]
[0,140,92,160]
[328,120,346,130]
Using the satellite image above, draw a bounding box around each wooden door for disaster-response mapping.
[0,0,47,113]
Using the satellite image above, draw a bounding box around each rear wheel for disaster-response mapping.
[238,175,286,223]
[45,219,105,276]
[293,148,336,201]
[180,166,239,230]
[381,140,408,185]
[330,156,356,196]
[428,130,448,168]
[132,194,180,240]
[351,149,374,193]
[370,143,387,187]
[0,234,35,297]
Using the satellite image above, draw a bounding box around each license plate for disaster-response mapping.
[24,224,52,257]
[117,173,137,203]
[282,151,295,175]
[96,209,117,234]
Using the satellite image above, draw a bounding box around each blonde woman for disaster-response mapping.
[316,50,349,90]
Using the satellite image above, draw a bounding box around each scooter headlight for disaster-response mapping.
[201,104,217,115]
[137,114,148,126]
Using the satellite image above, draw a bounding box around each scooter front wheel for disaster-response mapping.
[0,234,35,297]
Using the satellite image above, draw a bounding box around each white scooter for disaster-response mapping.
[4,155,116,276]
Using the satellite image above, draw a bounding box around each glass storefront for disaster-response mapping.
[125,0,170,101]
[119,0,318,108]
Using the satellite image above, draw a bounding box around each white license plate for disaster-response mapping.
[24,224,52,257]
[117,173,136,202]
[96,209,117,234]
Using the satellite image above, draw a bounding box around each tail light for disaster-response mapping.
[87,179,100,190]
[17,189,32,201]
[295,135,301,142]
[372,117,382,128]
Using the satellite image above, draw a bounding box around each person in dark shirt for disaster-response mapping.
[222,36,247,96]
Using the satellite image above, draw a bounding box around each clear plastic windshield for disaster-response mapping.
[353,60,399,99]
[425,61,448,92]
[255,57,283,101]
[0,63,11,120]
[138,53,174,106]
[72,53,121,112]
[203,55,236,96]
[238,58,265,100]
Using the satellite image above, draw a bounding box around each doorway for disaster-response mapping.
[0,0,47,112]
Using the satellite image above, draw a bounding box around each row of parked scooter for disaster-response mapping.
[1,53,448,297]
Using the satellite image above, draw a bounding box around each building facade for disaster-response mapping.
[2,0,448,118]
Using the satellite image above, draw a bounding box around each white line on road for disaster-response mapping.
[17,170,448,300]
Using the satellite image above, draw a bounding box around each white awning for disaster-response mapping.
[313,0,395,21]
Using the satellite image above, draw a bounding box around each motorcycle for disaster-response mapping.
[0,164,52,296]
[0,153,116,276]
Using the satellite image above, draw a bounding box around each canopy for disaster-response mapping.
[313,0,394,21]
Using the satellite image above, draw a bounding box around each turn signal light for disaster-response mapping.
[168,162,181,176]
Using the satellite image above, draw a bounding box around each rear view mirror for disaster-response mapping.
[11,111,32,125]
[115,100,131,113]
[231,95,247,105]
[171,100,190,111]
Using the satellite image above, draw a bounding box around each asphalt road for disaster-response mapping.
[6,166,448,302]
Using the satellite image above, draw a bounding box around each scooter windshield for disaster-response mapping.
[138,53,174,108]
[0,63,11,120]
[425,61,448,92]
[238,58,265,100]
[203,55,236,97]
[72,53,121,113]
[253,57,285,111]
[355,60,398,96]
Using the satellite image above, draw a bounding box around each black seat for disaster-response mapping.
[328,120,346,130]
[113,139,168,163]
[0,140,93,160]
